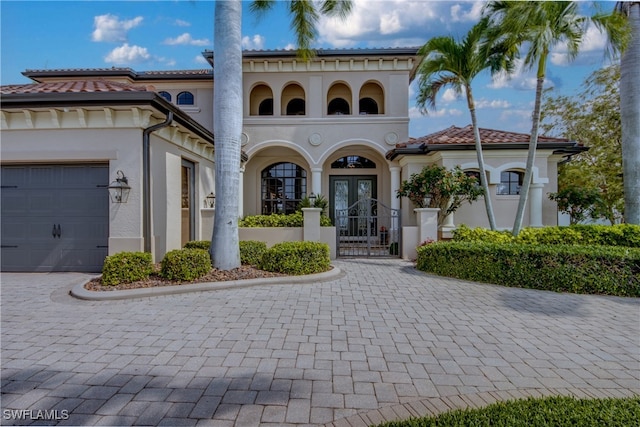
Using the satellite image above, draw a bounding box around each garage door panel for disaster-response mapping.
[1,164,109,272]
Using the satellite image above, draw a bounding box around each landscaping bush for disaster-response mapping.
[416,242,640,297]
[239,211,332,227]
[452,224,640,248]
[160,248,211,281]
[183,240,210,250]
[259,241,330,275]
[375,396,640,427]
[239,240,267,265]
[101,251,153,285]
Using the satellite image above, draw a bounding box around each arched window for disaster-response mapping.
[359,81,384,114]
[261,162,307,214]
[177,91,194,105]
[281,83,305,116]
[158,91,172,102]
[328,98,350,115]
[331,156,376,169]
[327,82,352,115]
[359,98,378,115]
[465,170,482,188]
[286,98,305,115]
[259,99,274,115]
[497,171,524,195]
[250,84,273,115]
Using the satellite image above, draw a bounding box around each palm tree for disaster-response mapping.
[616,2,640,224]
[211,0,352,270]
[483,1,628,235]
[415,18,515,230]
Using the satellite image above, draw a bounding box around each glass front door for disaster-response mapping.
[329,175,377,230]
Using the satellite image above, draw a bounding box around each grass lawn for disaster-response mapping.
[374,396,640,427]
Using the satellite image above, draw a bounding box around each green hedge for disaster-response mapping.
[101,251,153,285]
[239,240,267,265]
[160,248,211,281]
[416,242,640,297]
[183,240,210,250]
[239,211,332,227]
[259,241,331,275]
[183,240,267,265]
[453,224,640,247]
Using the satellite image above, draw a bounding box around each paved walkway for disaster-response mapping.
[1,258,638,426]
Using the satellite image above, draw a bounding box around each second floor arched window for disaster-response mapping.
[158,91,172,102]
[177,91,194,105]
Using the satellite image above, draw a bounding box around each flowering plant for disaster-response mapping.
[396,165,484,225]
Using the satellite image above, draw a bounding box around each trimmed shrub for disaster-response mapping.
[240,212,332,227]
[259,241,330,275]
[183,240,210,250]
[416,242,640,297]
[239,240,267,265]
[101,251,153,285]
[160,248,211,281]
[453,224,640,248]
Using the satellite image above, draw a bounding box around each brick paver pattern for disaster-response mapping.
[1,258,639,426]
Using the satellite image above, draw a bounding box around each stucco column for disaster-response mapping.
[529,182,544,227]
[440,201,455,238]
[302,207,322,242]
[239,165,245,217]
[390,166,401,211]
[311,167,323,197]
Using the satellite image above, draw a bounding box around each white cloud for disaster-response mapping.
[409,106,463,119]
[551,23,609,66]
[104,43,151,64]
[242,34,265,50]
[450,2,484,23]
[475,98,511,109]
[317,0,446,48]
[488,58,551,91]
[174,19,191,27]
[195,55,208,65]
[92,14,143,43]
[441,87,460,103]
[164,33,210,46]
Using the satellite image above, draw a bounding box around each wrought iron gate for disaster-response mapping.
[335,197,401,257]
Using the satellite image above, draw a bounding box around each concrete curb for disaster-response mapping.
[70,266,343,301]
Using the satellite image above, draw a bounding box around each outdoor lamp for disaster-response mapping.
[107,170,131,203]
[205,192,215,208]
[309,192,317,206]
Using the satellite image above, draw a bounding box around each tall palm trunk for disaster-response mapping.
[513,54,547,235]
[620,2,640,224]
[466,86,497,230]
[211,0,242,269]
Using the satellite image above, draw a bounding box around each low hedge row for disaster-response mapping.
[416,242,640,297]
[183,240,267,265]
[453,224,640,247]
[239,211,332,227]
[259,241,331,275]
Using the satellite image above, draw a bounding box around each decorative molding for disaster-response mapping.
[308,133,323,146]
[384,132,398,145]
[241,132,249,146]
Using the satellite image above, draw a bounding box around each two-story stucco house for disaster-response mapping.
[0,47,583,271]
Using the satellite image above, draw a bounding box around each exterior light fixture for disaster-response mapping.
[309,192,317,206]
[205,192,215,208]
[107,170,131,203]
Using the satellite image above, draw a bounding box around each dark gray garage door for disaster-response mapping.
[1,164,109,272]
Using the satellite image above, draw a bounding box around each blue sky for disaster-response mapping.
[1,1,619,137]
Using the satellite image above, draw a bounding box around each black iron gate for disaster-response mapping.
[335,197,401,257]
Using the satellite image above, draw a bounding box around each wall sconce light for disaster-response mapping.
[309,192,317,207]
[107,170,131,203]
[205,192,215,208]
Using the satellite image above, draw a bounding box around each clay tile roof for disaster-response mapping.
[1,80,147,95]
[408,125,572,146]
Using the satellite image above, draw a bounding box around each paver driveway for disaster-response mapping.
[1,258,639,426]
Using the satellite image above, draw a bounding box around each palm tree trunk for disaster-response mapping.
[620,2,640,224]
[467,86,497,230]
[211,0,242,269]
[513,56,547,235]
